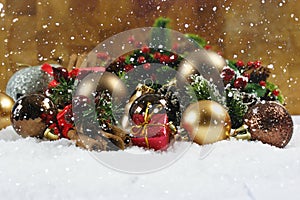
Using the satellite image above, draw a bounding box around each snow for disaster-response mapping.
[0,117,300,200]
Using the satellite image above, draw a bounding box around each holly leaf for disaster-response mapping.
[227,60,239,73]
[244,83,266,97]
[266,82,285,104]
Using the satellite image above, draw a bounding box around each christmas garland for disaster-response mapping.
[4,17,293,151]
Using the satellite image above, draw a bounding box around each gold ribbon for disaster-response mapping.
[130,102,175,148]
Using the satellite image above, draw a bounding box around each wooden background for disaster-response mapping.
[0,0,299,114]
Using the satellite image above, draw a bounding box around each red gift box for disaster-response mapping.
[131,113,171,151]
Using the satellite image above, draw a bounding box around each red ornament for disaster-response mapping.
[234,77,248,89]
[131,114,171,151]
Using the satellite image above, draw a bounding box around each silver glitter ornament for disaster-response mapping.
[6,65,60,101]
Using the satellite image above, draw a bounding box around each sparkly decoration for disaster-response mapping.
[244,101,293,148]
[11,94,57,138]
[6,65,60,101]
[0,92,15,130]
[181,100,231,145]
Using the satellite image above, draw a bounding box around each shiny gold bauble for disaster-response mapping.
[0,92,15,130]
[181,100,231,145]
[11,94,57,138]
[177,50,225,91]
[75,71,127,101]
[244,101,293,148]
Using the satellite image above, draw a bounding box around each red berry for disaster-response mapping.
[143,63,151,70]
[137,56,146,63]
[124,64,134,72]
[247,61,254,67]
[243,73,250,79]
[234,77,247,89]
[204,45,212,50]
[221,67,235,81]
[254,60,261,69]
[141,45,150,54]
[259,81,266,87]
[159,54,170,63]
[236,60,244,67]
[272,89,280,96]
[153,52,161,60]
[117,56,126,63]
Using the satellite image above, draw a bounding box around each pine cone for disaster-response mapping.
[157,85,181,126]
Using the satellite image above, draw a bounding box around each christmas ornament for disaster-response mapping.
[177,50,224,92]
[75,72,127,101]
[129,94,176,150]
[181,100,231,145]
[0,92,15,130]
[244,101,293,148]
[11,94,57,138]
[122,84,155,129]
[6,65,60,101]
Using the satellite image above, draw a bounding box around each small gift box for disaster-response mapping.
[131,113,171,151]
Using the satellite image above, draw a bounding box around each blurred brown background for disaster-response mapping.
[0,0,299,114]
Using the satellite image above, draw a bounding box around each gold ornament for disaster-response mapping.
[177,50,225,91]
[11,94,57,138]
[181,100,231,145]
[75,72,127,101]
[0,92,15,130]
